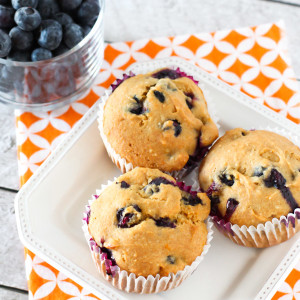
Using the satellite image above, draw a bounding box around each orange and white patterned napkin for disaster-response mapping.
[17,21,300,299]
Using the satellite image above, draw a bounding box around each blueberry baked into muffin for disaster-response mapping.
[86,167,210,291]
[101,68,219,175]
[199,128,300,247]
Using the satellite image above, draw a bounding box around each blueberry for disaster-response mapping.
[143,184,160,196]
[133,205,141,212]
[116,209,132,228]
[206,182,223,218]
[184,92,194,109]
[116,207,126,218]
[154,217,176,228]
[219,173,235,186]
[12,0,38,9]
[14,7,41,31]
[280,186,298,212]
[153,90,165,103]
[209,195,222,218]
[31,47,52,61]
[129,96,144,115]
[82,25,92,36]
[162,120,182,137]
[53,12,73,27]
[0,5,14,29]
[53,43,68,56]
[173,120,182,137]
[120,181,130,189]
[264,168,298,211]
[99,245,117,275]
[37,0,59,19]
[252,166,266,177]
[149,177,174,186]
[76,0,100,27]
[100,246,113,260]
[181,194,203,206]
[63,23,84,49]
[166,255,176,264]
[60,0,82,11]
[185,98,193,109]
[9,27,33,50]
[152,68,181,80]
[184,92,195,99]
[38,20,62,50]
[7,49,30,61]
[264,168,286,188]
[0,29,11,57]
[223,198,239,222]
[116,205,142,228]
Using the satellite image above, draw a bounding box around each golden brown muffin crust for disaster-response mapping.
[103,69,219,172]
[89,167,210,277]
[199,128,300,227]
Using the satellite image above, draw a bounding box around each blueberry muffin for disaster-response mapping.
[199,128,300,227]
[88,167,210,278]
[101,68,219,174]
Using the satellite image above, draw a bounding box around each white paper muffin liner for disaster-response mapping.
[98,67,220,179]
[198,126,300,248]
[82,177,214,293]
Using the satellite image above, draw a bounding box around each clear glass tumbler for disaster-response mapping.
[0,0,105,111]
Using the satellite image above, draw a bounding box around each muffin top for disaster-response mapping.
[102,68,218,173]
[88,167,210,277]
[199,128,300,227]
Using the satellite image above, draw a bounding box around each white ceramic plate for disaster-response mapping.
[15,57,300,300]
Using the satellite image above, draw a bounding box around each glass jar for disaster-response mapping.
[0,0,105,111]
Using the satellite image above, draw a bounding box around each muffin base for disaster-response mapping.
[212,210,300,248]
[82,179,214,293]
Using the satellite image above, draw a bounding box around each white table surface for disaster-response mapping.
[1,0,300,299]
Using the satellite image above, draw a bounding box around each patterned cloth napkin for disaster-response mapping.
[16,21,300,299]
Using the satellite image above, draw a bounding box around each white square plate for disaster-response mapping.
[15,57,300,300]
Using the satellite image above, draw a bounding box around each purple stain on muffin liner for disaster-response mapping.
[150,177,203,197]
[151,67,199,85]
[211,216,235,236]
[82,205,91,224]
[111,67,198,95]
[206,181,221,197]
[281,215,296,228]
[111,71,135,92]
[173,137,211,180]
[175,181,202,195]
[84,207,119,277]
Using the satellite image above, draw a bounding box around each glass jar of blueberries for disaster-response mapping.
[0,0,104,110]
